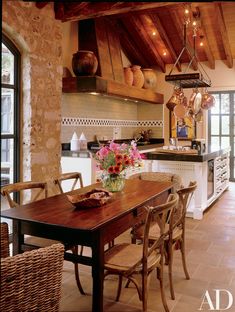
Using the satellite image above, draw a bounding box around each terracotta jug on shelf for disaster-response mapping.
[131,65,144,88]
[142,68,157,90]
[72,50,98,76]
[123,67,134,86]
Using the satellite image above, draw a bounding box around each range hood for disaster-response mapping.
[62,76,163,104]
[62,18,164,105]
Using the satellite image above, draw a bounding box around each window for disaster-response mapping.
[1,34,21,235]
[208,92,235,181]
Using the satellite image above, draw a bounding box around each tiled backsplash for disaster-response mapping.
[61,93,163,142]
[62,117,163,142]
[62,117,163,128]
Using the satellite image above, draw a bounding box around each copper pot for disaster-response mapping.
[166,94,180,111]
[201,93,215,110]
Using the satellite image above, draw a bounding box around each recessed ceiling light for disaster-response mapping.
[152,31,156,36]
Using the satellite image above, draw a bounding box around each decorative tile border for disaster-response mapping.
[62,117,163,127]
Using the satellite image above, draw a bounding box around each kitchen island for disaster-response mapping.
[146,147,230,219]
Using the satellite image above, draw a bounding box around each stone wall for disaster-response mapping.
[2,1,62,195]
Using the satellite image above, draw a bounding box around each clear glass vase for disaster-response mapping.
[101,173,126,192]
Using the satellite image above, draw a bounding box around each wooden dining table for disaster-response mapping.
[1,179,173,312]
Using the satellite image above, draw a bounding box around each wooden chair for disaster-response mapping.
[104,193,179,312]
[165,181,197,300]
[53,172,83,194]
[0,222,64,312]
[53,172,85,295]
[128,171,183,244]
[130,181,197,301]
[128,171,183,194]
[1,181,58,248]
[1,180,85,295]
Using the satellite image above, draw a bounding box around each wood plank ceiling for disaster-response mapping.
[36,1,235,72]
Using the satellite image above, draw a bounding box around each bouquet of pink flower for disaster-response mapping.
[94,140,142,176]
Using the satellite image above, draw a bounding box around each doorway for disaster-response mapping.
[208,91,235,181]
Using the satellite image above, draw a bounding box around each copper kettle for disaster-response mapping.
[201,92,215,109]
[166,88,181,111]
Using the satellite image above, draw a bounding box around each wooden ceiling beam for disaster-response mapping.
[57,2,176,22]
[122,14,166,72]
[214,3,233,68]
[149,13,182,72]
[113,20,150,68]
[170,9,198,71]
[192,5,215,69]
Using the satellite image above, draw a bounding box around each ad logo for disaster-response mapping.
[199,289,234,311]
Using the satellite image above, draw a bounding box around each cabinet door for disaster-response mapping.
[61,157,96,188]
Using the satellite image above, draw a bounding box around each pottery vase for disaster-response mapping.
[131,65,144,88]
[72,50,98,76]
[123,67,134,86]
[142,68,157,90]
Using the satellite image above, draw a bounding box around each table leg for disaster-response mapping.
[92,233,104,312]
[12,220,23,255]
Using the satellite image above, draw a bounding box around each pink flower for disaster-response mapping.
[109,141,120,153]
[98,147,109,159]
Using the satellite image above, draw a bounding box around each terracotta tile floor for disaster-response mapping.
[59,183,235,312]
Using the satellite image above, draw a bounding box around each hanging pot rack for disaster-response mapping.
[165,23,211,89]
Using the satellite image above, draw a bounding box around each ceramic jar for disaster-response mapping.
[142,68,157,90]
[72,50,98,76]
[123,67,134,86]
[131,65,144,88]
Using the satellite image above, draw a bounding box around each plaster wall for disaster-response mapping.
[2,0,63,195]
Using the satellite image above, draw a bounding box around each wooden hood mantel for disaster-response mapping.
[62,18,164,104]
[62,76,163,104]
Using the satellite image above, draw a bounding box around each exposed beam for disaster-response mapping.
[122,14,166,72]
[149,13,182,72]
[35,2,49,9]
[170,9,198,71]
[214,3,233,68]
[56,2,177,22]
[113,19,150,68]
[192,6,215,69]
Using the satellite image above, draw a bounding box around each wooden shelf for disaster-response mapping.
[62,76,164,104]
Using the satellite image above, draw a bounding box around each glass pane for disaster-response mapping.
[1,138,15,235]
[1,88,14,134]
[211,116,220,135]
[211,94,220,114]
[211,136,220,148]
[221,137,230,148]
[221,94,230,114]
[221,116,229,135]
[1,43,14,84]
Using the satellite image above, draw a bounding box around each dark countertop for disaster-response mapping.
[146,147,231,162]
[62,150,92,158]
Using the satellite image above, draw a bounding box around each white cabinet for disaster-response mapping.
[61,156,97,189]
[215,153,230,195]
[149,151,230,220]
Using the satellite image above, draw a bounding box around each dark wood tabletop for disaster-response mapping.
[1,179,173,231]
[1,179,173,312]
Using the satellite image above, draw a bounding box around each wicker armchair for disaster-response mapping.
[0,223,64,312]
